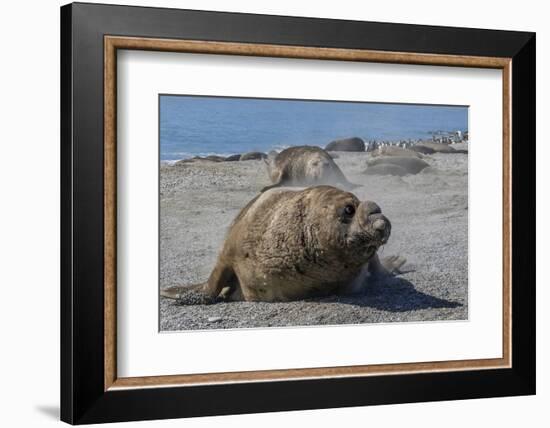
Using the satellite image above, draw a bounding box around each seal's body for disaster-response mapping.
[413,142,461,154]
[372,146,424,159]
[262,146,357,192]
[366,156,430,175]
[161,186,404,303]
[364,163,409,176]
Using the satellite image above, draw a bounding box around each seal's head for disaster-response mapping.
[305,152,333,182]
[301,186,391,265]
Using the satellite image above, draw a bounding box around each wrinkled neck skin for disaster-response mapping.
[296,191,383,282]
[305,213,380,273]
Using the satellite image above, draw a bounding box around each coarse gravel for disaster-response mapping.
[160,144,468,331]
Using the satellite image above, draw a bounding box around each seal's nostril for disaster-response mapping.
[363,201,381,216]
[373,219,386,231]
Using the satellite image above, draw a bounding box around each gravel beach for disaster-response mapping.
[160,144,468,331]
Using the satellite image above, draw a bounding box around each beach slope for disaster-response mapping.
[160,147,468,331]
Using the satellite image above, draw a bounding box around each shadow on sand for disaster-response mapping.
[316,275,462,312]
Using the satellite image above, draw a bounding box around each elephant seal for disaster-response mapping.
[416,142,468,154]
[410,145,436,155]
[176,155,225,164]
[202,155,226,162]
[366,156,430,175]
[372,146,424,159]
[413,142,458,154]
[161,186,405,303]
[262,146,358,192]
[364,163,408,176]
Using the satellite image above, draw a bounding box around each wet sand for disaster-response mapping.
[160,144,468,331]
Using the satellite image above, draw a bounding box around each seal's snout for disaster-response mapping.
[372,218,386,231]
[358,200,391,244]
[371,215,391,244]
[357,200,382,224]
[362,200,381,216]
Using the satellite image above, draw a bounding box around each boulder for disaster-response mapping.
[240,152,268,161]
[224,154,242,162]
[325,137,365,152]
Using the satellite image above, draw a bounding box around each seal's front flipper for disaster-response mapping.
[380,255,407,274]
[368,253,407,276]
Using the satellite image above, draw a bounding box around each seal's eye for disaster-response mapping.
[344,204,356,216]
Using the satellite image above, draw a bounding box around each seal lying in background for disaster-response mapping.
[161,186,405,303]
[262,146,358,192]
[371,146,424,159]
[412,142,468,154]
[366,156,430,175]
[364,163,410,177]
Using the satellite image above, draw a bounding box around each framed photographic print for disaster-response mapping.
[60,2,536,424]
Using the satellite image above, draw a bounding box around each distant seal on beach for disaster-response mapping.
[325,137,366,152]
[175,155,225,164]
[410,145,436,154]
[202,155,225,162]
[262,146,359,192]
[413,142,467,154]
[364,163,408,176]
[372,146,424,159]
[161,186,405,303]
[366,156,430,175]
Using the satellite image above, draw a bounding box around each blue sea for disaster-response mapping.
[160,95,468,161]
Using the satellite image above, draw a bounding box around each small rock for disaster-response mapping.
[175,158,195,165]
[240,152,267,161]
[224,154,241,162]
[203,155,226,162]
[207,316,223,323]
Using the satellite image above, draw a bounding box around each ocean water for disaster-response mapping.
[160,95,468,161]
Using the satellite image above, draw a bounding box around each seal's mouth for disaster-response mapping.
[362,213,391,245]
[347,218,390,253]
